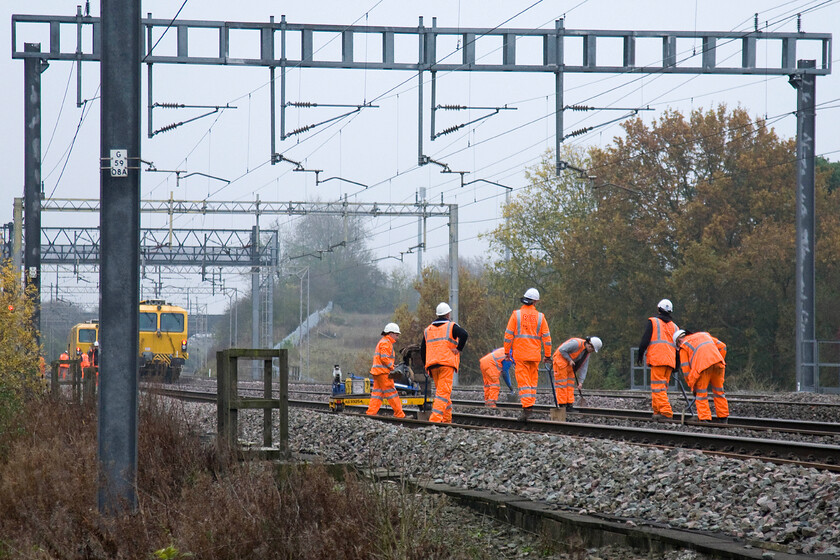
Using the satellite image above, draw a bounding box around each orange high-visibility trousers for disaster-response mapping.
[692,363,728,421]
[650,365,674,417]
[428,365,455,423]
[365,374,406,418]
[480,362,501,407]
[514,360,539,408]
[551,357,575,405]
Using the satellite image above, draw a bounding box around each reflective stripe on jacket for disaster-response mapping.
[370,335,395,376]
[678,332,726,383]
[503,305,552,361]
[59,352,70,371]
[645,317,678,367]
[714,338,727,360]
[480,347,507,372]
[424,321,460,370]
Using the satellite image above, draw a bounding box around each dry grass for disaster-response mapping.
[0,392,502,559]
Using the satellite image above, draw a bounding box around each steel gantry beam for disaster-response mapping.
[41,197,452,218]
[40,198,460,321]
[11,14,831,74]
[40,227,278,268]
[12,13,832,174]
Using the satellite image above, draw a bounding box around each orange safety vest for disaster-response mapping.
[59,352,70,372]
[678,332,725,378]
[714,338,727,360]
[645,317,678,368]
[370,335,396,376]
[80,353,90,367]
[504,305,552,361]
[480,347,507,371]
[424,321,460,370]
[554,337,586,367]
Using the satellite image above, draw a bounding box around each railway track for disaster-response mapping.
[151,386,840,471]
[450,400,840,435]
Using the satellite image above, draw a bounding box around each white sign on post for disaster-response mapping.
[110,149,128,177]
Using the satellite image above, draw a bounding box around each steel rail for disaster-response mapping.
[450,400,840,435]
[151,387,840,470]
[450,386,840,408]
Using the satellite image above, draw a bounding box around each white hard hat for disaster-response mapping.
[523,288,540,301]
[94,341,99,347]
[657,299,673,313]
[435,302,452,316]
[672,329,686,344]
[383,322,401,335]
[588,336,602,352]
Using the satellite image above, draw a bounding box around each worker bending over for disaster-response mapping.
[673,329,730,423]
[366,322,406,418]
[421,302,468,423]
[551,336,601,407]
[504,288,552,421]
[637,299,679,420]
[479,347,514,408]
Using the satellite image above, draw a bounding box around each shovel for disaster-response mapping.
[571,366,588,406]
[675,372,696,415]
[544,362,559,407]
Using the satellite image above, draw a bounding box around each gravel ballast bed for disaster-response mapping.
[181,397,840,557]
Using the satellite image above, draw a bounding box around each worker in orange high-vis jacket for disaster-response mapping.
[636,299,679,420]
[673,329,730,422]
[79,349,90,379]
[552,336,602,407]
[504,288,552,421]
[366,322,406,418]
[59,350,70,380]
[479,347,512,408]
[421,302,468,423]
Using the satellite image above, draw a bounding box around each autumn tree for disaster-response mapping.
[395,259,509,384]
[0,261,43,456]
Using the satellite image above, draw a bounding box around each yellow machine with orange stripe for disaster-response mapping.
[138,300,189,381]
[67,300,189,382]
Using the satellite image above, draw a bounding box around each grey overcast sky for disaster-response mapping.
[2,0,838,311]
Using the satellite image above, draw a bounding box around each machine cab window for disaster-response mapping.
[140,313,157,332]
[78,328,97,343]
[160,313,185,333]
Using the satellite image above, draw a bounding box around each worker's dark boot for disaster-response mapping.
[517,407,533,422]
[714,417,729,424]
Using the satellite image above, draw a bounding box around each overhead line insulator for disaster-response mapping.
[154,102,185,109]
[438,104,467,110]
[288,124,315,137]
[567,104,593,111]
[287,101,316,108]
[152,121,184,136]
[565,126,593,139]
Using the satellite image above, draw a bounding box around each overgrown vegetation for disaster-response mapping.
[0,391,545,559]
[0,261,43,459]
